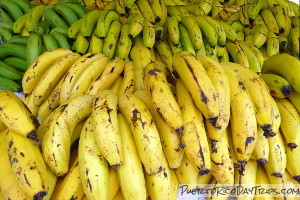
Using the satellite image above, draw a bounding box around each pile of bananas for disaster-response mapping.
[0,47,299,199]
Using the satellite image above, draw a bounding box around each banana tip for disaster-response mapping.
[199,169,210,176]
[293,176,300,183]
[33,191,47,200]
[256,158,268,165]
[271,172,283,178]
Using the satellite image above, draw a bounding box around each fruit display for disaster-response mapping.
[0,0,299,199]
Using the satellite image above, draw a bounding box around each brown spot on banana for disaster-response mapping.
[245,137,255,147]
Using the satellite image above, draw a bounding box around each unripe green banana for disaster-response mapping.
[0,27,12,42]
[103,20,122,59]
[44,7,69,29]
[0,60,23,80]
[0,75,22,92]
[0,43,26,60]
[0,0,23,21]
[53,3,79,26]
[51,31,71,49]
[42,33,59,51]
[3,57,27,72]
[26,33,43,67]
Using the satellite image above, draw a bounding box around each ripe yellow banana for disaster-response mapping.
[23,91,40,117]
[154,39,174,72]
[173,51,219,126]
[251,126,269,164]
[42,95,94,176]
[254,164,275,200]
[286,141,300,182]
[0,90,39,141]
[275,98,300,149]
[78,117,109,200]
[197,55,230,140]
[222,67,257,167]
[133,89,184,169]
[32,52,81,105]
[288,89,300,113]
[22,48,73,95]
[110,76,123,94]
[169,169,179,200]
[6,129,49,199]
[86,57,125,95]
[144,61,183,132]
[118,61,135,95]
[0,129,31,200]
[108,167,120,200]
[222,62,274,136]
[117,113,147,200]
[261,73,292,99]
[92,89,123,166]
[176,79,211,175]
[118,93,163,175]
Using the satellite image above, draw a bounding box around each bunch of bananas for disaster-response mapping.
[0,46,299,199]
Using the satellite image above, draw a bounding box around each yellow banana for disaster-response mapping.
[254,164,275,200]
[288,89,300,113]
[108,167,120,200]
[118,61,135,95]
[251,126,269,164]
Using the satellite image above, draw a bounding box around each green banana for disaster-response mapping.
[0,0,23,21]
[127,13,145,39]
[117,23,132,59]
[271,5,287,34]
[44,7,69,29]
[260,73,292,98]
[6,36,28,46]
[179,24,195,56]
[62,2,87,18]
[81,10,102,37]
[237,41,262,74]
[53,3,79,26]
[116,0,126,16]
[0,8,13,22]
[218,20,237,42]
[250,24,269,48]
[1,20,13,33]
[42,34,59,51]
[0,43,26,60]
[153,24,164,39]
[277,36,288,50]
[143,19,155,49]
[49,27,69,38]
[216,45,229,63]
[194,15,218,47]
[51,31,71,49]
[26,33,43,67]
[27,5,48,32]
[3,57,27,72]
[103,20,122,59]
[0,27,12,42]
[88,33,104,53]
[33,20,51,35]
[202,16,226,47]
[12,13,28,34]
[96,10,119,38]
[260,9,279,34]
[248,0,266,20]
[0,60,23,80]
[181,16,204,50]
[10,0,32,13]
[68,18,84,39]
[266,31,280,57]
[166,16,180,45]
[0,75,22,92]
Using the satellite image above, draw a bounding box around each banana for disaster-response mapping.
[59,52,104,103]
[251,126,269,164]
[254,164,275,200]
[253,13,267,27]
[227,125,241,168]
[0,90,39,140]
[178,24,196,56]
[42,33,59,51]
[23,90,39,117]
[136,0,155,24]
[81,10,102,37]
[6,35,28,45]
[92,90,123,166]
[261,73,292,98]
[276,0,295,17]
[229,21,244,33]
[32,52,81,105]
[73,34,89,54]
[222,67,257,167]
[0,76,22,92]
[62,2,87,18]
[142,19,155,49]
[169,170,179,200]
[154,39,174,73]
[118,61,135,95]
[117,24,132,59]
[173,51,219,125]
[96,10,119,38]
[55,159,85,200]
[239,3,251,27]
[153,24,164,39]
[70,56,110,99]
[0,60,23,80]
[53,3,79,26]
[12,13,28,34]
[37,78,64,121]
[237,40,262,74]
[0,129,31,200]
[195,16,218,48]
[116,0,126,16]
[225,41,250,69]
[167,5,181,21]
[86,57,124,95]
[262,53,300,93]
[26,33,43,68]
[290,27,300,58]
[130,45,151,90]
[44,7,69,29]
[236,31,245,41]
[104,1,117,10]
[211,0,224,18]
[117,113,147,200]
[128,3,141,15]
[175,153,198,189]
[88,33,104,53]
[197,171,213,185]
[266,31,280,58]
[181,16,204,50]
[209,128,234,185]
[197,56,230,138]
[202,16,227,47]
[42,95,94,176]
[124,0,136,10]
[204,40,218,61]
[222,62,274,135]
[2,56,27,74]
[216,45,230,63]
[168,39,183,55]
[265,129,286,178]
[68,18,84,39]
[286,141,300,182]
[250,24,269,48]
[199,0,213,15]
[248,0,266,20]
[226,9,241,22]
[237,40,265,67]
[43,168,57,200]
[133,89,184,169]
[103,20,122,59]
[218,20,237,42]
[0,0,23,21]
[269,95,281,136]
[0,8,13,22]
[165,16,180,45]
[127,13,145,39]
[145,152,172,200]
[234,159,257,200]
[272,5,287,34]
[0,42,26,60]
[118,93,164,175]
[6,129,49,199]
[144,61,183,132]
[108,167,120,200]
[78,117,109,200]
[281,14,291,38]
[151,0,164,23]
[176,79,211,174]
[260,9,280,34]
[288,89,300,113]
[275,98,300,149]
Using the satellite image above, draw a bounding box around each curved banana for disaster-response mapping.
[86,57,125,95]
[103,20,122,59]
[179,24,196,56]
[176,79,211,175]
[118,93,164,175]
[96,10,119,39]
[117,113,147,200]
[266,31,280,57]
[117,24,132,59]
[251,126,269,164]
[173,51,219,125]
[53,3,79,26]
[127,13,145,39]
[42,34,59,51]
[44,7,69,29]
[68,18,84,39]
[0,0,23,21]
[118,61,135,95]
[288,89,300,113]
[78,117,109,200]
[202,16,227,47]
[250,24,269,48]
[42,95,94,176]
[261,73,292,98]
[255,164,275,200]
[260,9,279,34]
[143,19,156,49]
[218,20,237,42]
[181,16,204,50]
[154,39,174,72]
[81,10,102,37]
[26,33,43,68]
[225,41,250,69]
[136,0,155,24]
[286,141,300,182]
